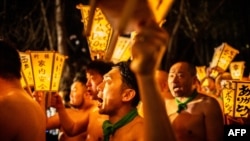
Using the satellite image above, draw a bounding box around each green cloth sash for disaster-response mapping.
[102,108,138,141]
[175,90,198,113]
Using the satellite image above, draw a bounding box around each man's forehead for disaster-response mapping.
[104,67,120,78]
[170,63,189,71]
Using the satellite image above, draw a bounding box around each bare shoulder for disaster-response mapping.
[197,93,220,105]
[0,89,46,141]
[196,93,222,113]
[124,116,144,135]
[114,116,144,141]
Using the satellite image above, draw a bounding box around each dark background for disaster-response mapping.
[0,0,250,81]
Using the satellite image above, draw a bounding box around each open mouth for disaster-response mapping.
[173,85,182,91]
[96,97,103,108]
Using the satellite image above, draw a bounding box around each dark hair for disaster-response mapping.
[186,62,197,76]
[114,61,140,107]
[0,40,21,79]
[73,72,87,84]
[170,61,197,76]
[86,60,114,75]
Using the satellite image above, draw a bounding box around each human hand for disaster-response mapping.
[50,92,65,110]
[32,91,44,104]
[130,20,169,75]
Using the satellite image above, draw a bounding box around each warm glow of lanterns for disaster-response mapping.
[77,4,113,60]
[76,0,174,62]
[20,51,67,92]
[19,52,35,88]
[221,80,250,118]
[196,66,207,82]
[77,4,134,62]
[209,42,239,78]
[230,61,245,80]
[111,36,132,63]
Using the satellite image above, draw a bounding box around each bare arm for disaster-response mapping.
[51,93,89,136]
[204,97,224,141]
[130,20,176,141]
[46,113,60,130]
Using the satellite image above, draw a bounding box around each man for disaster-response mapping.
[53,20,175,141]
[51,60,113,141]
[166,61,224,141]
[46,72,96,141]
[96,61,143,141]
[0,40,46,141]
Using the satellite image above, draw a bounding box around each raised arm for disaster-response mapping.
[130,20,176,141]
[50,93,89,136]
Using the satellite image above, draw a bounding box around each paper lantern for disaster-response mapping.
[19,52,35,87]
[20,51,67,91]
[230,61,245,80]
[196,66,207,82]
[77,4,134,62]
[209,42,239,78]
[221,80,250,118]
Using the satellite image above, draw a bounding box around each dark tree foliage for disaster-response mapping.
[0,0,249,83]
[164,0,250,75]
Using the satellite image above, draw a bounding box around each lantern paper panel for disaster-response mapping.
[51,53,67,91]
[20,72,27,88]
[30,51,55,91]
[196,66,207,82]
[77,4,113,60]
[19,52,35,86]
[210,42,239,73]
[209,69,220,79]
[111,36,132,63]
[230,61,245,80]
[222,80,250,118]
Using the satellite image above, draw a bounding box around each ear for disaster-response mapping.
[122,88,136,102]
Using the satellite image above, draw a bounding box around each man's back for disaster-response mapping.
[0,87,46,141]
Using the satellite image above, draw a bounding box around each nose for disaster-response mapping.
[97,82,104,98]
[169,75,178,83]
[86,79,91,87]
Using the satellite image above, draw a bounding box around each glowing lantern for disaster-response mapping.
[19,52,35,88]
[77,4,112,60]
[230,61,245,80]
[209,42,239,78]
[196,66,207,82]
[77,4,135,62]
[221,80,250,118]
[111,36,132,63]
[20,51,67,92]
[77,0,174,62]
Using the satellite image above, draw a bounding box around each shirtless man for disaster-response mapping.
[52,19,176,141]
[166,61,224,141]
[51,60,113,141]
[0,40,46,141]
[96,61,143,141]
[46,72,96,141]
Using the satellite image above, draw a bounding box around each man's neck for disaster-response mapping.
[175,89,196,102]
[109,107,136,124]
[0,78,22,93]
